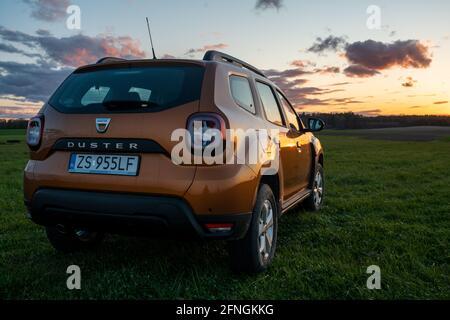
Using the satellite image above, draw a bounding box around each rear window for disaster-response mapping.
[49,65,204,113]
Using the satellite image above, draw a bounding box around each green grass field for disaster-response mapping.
[0,128,449,299]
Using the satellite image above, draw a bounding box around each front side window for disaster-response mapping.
[229,75,255,114]
[49,65,204,113]
[277,91,301,131]
[256,82,283,126]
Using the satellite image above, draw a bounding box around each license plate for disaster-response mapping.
[68,154,139,176]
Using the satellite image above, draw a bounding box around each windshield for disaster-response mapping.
[49,65,205,113]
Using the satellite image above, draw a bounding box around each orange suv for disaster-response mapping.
[24,51,325,273]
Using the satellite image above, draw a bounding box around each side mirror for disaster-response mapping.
[289,123,299,132]
[305,118,325,132]
[287,123,301,137]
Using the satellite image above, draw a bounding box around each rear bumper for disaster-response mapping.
[27,189,252,240]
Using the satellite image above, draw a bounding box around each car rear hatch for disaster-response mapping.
[31,61,206,197]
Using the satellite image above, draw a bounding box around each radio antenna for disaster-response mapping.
[146,17,157,59]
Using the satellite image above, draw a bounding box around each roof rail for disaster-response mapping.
[203,50,266,78]
[96,57,127,64]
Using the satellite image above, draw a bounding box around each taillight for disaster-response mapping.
[187,113,226,150]
[26,115,44,149]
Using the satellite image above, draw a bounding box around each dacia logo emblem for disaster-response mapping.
[96,118,111,133]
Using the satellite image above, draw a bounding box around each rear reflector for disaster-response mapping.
[204,223,234,233]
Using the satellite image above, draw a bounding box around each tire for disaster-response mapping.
[228,184,278,273]
[45,225,104,253]
[303,163,324,211]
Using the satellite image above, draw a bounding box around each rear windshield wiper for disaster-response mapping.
[103,100,160,109]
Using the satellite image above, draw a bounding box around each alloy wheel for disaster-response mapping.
[313,171,324,207]
[258,199,274,262]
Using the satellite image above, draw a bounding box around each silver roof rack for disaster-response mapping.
[203,50,267,78]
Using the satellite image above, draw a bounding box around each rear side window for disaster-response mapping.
[277,91,301,131]
[229,75,255,114]
[256,82,283,126]
[49,65,204,113]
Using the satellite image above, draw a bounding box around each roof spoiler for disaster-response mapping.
[96,57,127,64]
[203,50,266,78]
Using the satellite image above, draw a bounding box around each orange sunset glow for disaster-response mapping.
[0,0,449,118]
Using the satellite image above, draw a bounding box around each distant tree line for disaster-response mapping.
[302,113,450,130]
[2,113,450,130]
[0,119,29,129]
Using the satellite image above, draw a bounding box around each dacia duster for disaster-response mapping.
[24,51,325,273]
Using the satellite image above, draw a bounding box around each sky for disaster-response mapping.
[0,0,449,119]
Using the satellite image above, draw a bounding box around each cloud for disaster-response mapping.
[433,101,448,105]
[265,70,321,105]
[264,60,358,107]
[344,65,380,78]
[408,94,436,98]
[38,34,145,66]
[0,26,146,67]
[264,68,311,79]
[0,43,25,54]
[0,95,42,103]
[328,82,351,87]
[314,66,340,74]
[160,54,176,59]
[185,43,228,55]
[290,60,315,68]
[0,26,36,46]
[332,97,363,104]
[356,109,382,116]
[0,43,41,58]
[255,0,283,10]
[0,106,43,119]
[401,77,417,88]
[266,70,359,107]
[307,36,347,53]
[293,98,329,106]
[272,78,308,93]
[36,29,52,36]
[0,26,146,105]
[286,87,329,96]
[0,60,72,102]
[292,87,345,96]
[291,96,363,108]
[345,40,432,70]
[270,60,340,78]
[23,0,71,22]
[286,88,362,108]
[307,36,433,78]
[260,36,433,106]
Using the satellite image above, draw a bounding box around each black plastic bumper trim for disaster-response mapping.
[28,189,251,240]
